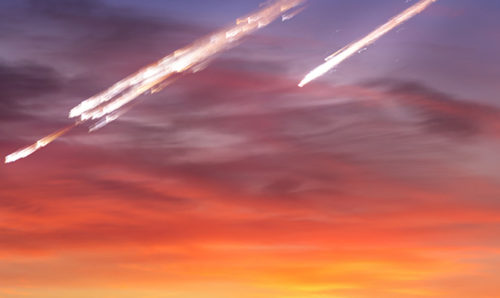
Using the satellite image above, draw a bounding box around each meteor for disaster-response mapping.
[298,0,437,87]
[5,124,76,164]
[70,0,306,122]
[282,6,306,21]
[5,0,306,164]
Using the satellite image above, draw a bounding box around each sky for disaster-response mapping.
[0,0,500,297]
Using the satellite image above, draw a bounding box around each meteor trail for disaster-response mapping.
[298,0,437,87]
[5,124,76,164]
[5,0,306,164]
[70,0,306,122]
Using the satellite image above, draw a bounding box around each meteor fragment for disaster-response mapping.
[299,0,437,87]
[5,0,306,164]
[282,6,306,21]
[5,124,76,164]
[69,0,306,122]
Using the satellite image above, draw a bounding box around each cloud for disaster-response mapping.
[22,0,202,56]
[362,79,500,139]
[0,1,499,296]
[1,72,500,297]
[0,0,205,94]
[0,61,62,120]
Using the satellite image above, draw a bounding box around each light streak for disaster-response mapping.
[4,124,76,164]
[298,0,437,87]
[282,6,306,21]
[4,0,305,164]
[70,0,306,121]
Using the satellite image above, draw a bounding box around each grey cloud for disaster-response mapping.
[365,79,499,139]
[0,61,63,120]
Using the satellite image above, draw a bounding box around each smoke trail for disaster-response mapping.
[299,0,437,87]
[5,0,306,164]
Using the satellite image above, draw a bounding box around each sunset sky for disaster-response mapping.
[1,0,500,297]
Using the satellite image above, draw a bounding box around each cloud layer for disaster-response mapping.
[1,1,500,297]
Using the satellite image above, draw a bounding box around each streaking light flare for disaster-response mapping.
[69,0,306,122]
[5,124,77,164]
[298,0,437,87]
[5,0,306,164]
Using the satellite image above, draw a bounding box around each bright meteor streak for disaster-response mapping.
[5,124,76,164]
[5,0,306,164]
[70,0,306,121]
[298,0,437,87]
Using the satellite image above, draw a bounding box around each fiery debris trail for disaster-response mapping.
[70,0,306,121]
[5,124,76,164]
[5,0,305,164]
[298,0,437,87]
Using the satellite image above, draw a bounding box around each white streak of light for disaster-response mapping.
[298,0,437,87]
[70,0,306,121]
[5,124,76,164]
